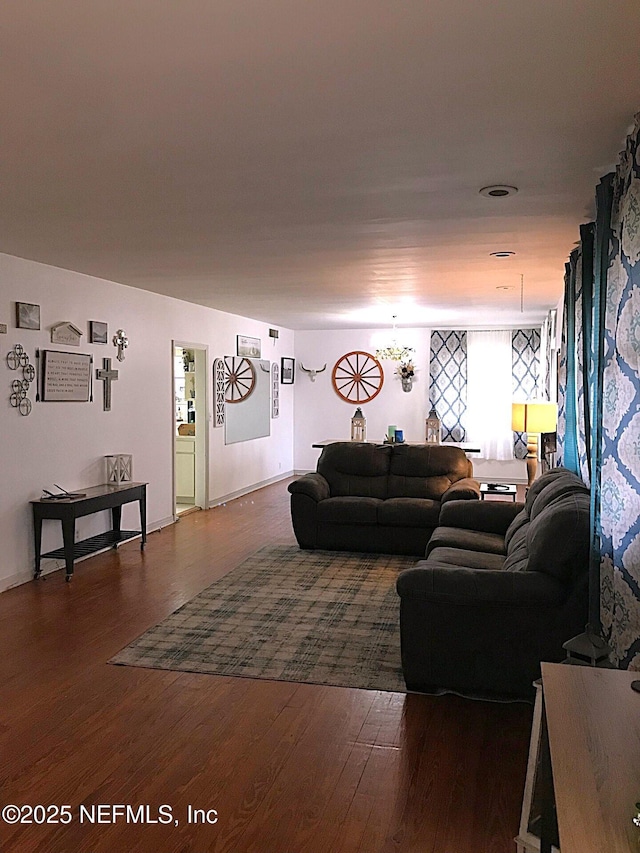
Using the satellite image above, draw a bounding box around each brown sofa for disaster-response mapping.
[396,468,591,699]
[288,442,480,556]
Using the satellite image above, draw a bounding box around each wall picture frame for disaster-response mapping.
[16,302,41,330]
[237,335,261,358]
[38,349,93,402]
[89,320,108,344]
[281,357,295,384]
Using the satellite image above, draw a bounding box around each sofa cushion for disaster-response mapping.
[317,496,382,525]
[387,443,472,499]
[427,547,506,571]
[317,442,391,498]
[503,524,529,572]
[504,509,528,550]
[526,493,591,581]
[428,526,507,556]
[529,475,589,520]
[378,497,440,529]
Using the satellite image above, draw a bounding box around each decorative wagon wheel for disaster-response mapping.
[223,356,256,403]
[331,351,384,403]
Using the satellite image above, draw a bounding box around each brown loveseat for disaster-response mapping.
[288,442,480,556]
[396,468,591,699]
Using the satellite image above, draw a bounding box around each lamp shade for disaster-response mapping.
[512,401,558,433]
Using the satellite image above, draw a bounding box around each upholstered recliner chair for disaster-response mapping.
[288,442,480,557]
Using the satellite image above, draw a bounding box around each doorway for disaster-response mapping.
[173,342,209,517]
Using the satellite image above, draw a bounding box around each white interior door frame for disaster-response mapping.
[172,340,210,517]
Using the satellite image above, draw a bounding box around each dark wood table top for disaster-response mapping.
[32,482,147,505]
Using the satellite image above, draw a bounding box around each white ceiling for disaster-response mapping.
[2,1,640,330]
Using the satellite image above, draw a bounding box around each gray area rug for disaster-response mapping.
[110,545,416,692]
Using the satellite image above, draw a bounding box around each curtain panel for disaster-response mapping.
[598,120,640,667]
[557,114,640,666]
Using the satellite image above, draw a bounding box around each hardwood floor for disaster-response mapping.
[0,480,532,852]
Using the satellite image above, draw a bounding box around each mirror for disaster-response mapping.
[224,357,271,444]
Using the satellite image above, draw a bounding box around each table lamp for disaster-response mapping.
[512,401,558,488]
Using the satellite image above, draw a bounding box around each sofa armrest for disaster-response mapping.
[440,477,480,504]
[438,499,524,534]
[287,472,330,502]
[396,563,564,607]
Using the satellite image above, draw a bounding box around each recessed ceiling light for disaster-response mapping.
[490,251,516,258]
[479,185,519,198]
[496,285,514,290]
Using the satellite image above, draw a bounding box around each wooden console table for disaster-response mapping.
[312,439,481,453]
[31,482,147,581]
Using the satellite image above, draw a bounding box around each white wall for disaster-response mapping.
[293,327,528,484]
[0,254,294,590]
[294,327,432,471]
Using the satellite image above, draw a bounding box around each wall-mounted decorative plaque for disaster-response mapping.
[38,350,92,402]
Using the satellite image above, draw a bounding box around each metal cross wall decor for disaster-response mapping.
[96,357,119,411]
[113,329,129,361]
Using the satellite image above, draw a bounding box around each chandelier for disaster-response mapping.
[375,316,415,362]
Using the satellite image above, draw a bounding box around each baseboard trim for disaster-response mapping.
[209,471,295,508]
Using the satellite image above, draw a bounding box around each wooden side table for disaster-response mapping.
[31,482,147,581]
[517,664,640,852]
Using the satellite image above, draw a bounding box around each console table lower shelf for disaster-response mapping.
[31,482,147,581]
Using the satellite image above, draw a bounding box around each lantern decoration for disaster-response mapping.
[425,406,441,444]
[351,407,367,441]
[105,454,133,484]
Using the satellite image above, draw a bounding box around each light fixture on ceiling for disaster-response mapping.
[490,251,516,258]
[479,185,519,198]
[375,316,415,362]
[496,285,514,290]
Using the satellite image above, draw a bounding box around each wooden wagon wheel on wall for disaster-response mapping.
[223,356,256,403]
[331,351,384,403]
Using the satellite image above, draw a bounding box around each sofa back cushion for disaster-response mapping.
[504,468,589,554]
[387,444,472,499]
[503,470,590,582]
[317,442,391,498]
[526,493,590,581]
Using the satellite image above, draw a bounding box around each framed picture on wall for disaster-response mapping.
[16,302,41,330]
[89,320,108,344]
[237,335,261,358]
[281,357,295,384]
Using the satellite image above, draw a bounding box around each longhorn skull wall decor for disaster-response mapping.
[300,363,327,382]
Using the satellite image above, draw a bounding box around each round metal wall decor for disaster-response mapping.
[223,356,256,403]
[331,351,384,403]
[7,344,35,415]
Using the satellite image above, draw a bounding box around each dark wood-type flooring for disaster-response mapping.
[0,479,532,853]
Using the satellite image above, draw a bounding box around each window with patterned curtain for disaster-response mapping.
[430,328,541,455]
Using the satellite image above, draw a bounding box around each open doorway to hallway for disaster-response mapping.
[173,343,209,517]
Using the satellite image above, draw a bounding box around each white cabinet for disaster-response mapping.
[176,436,195,500]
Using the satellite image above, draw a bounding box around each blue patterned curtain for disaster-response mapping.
[557,253,581,474]
[598,121,640,667]
[557,115,640,667]
[429,331,467,441]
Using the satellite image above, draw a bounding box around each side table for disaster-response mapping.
[479,482,518,502]
[31,482,147,581]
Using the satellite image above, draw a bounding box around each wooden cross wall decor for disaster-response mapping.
[96,357,119,411]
